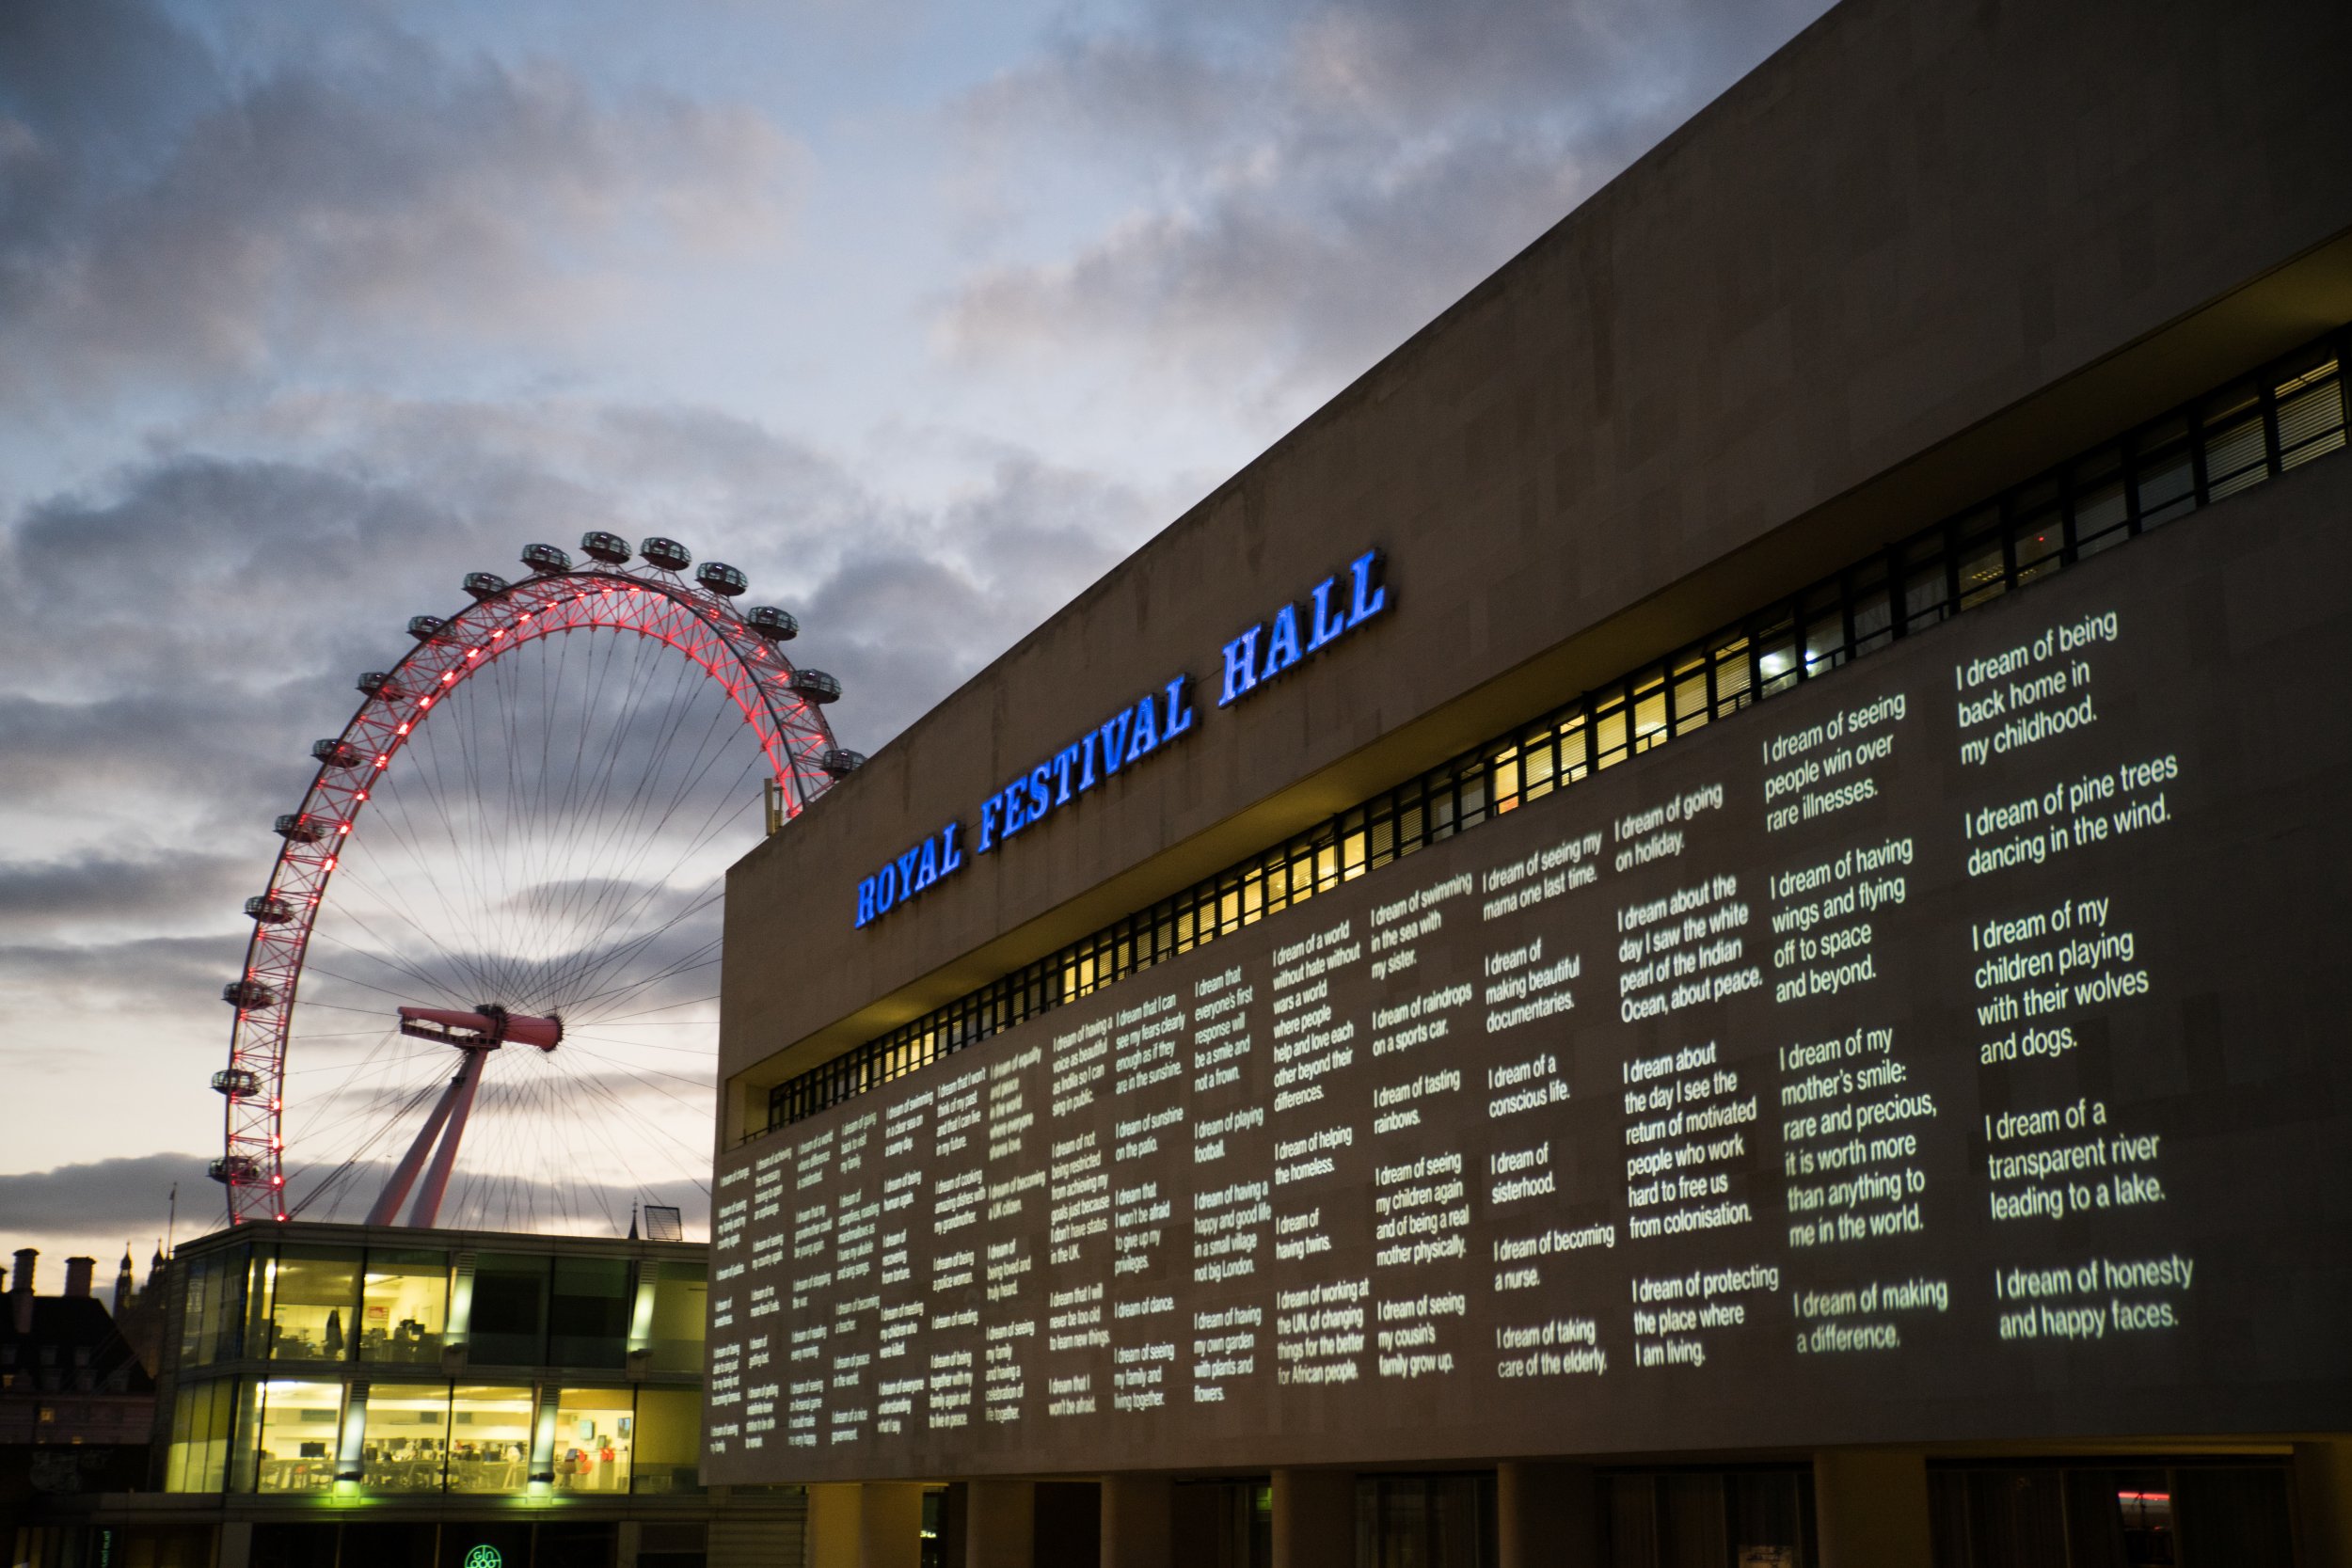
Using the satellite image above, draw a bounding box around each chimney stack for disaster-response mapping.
[64,1256,95,1299]
[10,1248,32,1335]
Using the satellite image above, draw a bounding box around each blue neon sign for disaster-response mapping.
[853,548,1390,928]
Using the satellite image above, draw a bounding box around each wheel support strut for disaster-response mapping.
[366,1047,490,1227]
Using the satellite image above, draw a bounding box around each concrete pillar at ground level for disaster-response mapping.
[808,1482,862,1568]
[1813,1450,1931,1568]
[217,1519,253,1568]
[1499,1462,1603,1568]
[860,1481,929,1568]
[967,1478,1037,1568]
[1101,1474,1174,1568]
[1272,1468,1355,1568]
[617,1519,642,1567]
[2297,1440,2352,1568]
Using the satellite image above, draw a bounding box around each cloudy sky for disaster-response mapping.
[0,0,1831,1279]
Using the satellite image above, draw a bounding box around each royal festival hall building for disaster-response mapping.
[706,0,2352,1563]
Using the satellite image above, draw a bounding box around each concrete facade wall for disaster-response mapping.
[721,0,2352,1108]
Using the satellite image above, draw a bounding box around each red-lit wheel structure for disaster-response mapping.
[213,534,863,1228]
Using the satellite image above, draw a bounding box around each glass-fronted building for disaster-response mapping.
[37,1220,806,1568]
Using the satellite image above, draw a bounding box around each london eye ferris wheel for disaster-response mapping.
[211,531,861,1234]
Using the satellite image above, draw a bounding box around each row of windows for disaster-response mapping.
[765,325,2350,1136]
[163,1376,702,1497]
[177,1243,705,1373]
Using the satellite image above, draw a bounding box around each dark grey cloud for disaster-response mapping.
[0,849,248,933]
[0,1150,707,1262]
[0,404,1144,753]
[0,1153,199,1259]
[0,0,804,407]
[0,933,228,1017]
[944,0,1835,395]
[0,0,220,178]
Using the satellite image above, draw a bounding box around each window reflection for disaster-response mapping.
[180,1247,249,1367]
[447,1385,533,1493]
[646,1263,707,1373]
[360,1251,448,1364]
[253,1378,343,1492]
[359,1383,449,1492]
[553,1388,634,1493]
[631,1386,702,1495]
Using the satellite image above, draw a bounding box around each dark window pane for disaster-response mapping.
[468,1255,548,1366]
[550,1257,629,1368]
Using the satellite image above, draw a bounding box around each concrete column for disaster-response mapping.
[1813,1449,1931,1568]
[1271,1467,1355,1568]
[860,1481,929,1568]
[1498,1462,1602,1568]
[1101,1474,1173,1568]
[216,1519,253,1568]
[966,1478,1036,1568]
[808,1482,862,1568]
[2296,1440,2352,1568]
[616,1519,642,1568]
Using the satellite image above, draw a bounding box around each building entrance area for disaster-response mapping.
[827,1455,2315,1568]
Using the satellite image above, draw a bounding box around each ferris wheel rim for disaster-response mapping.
[215,555,850,1227]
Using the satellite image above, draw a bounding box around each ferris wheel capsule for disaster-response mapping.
[212,1068,261,1097]
[207,1155,260,1185]
[311,738,364,768]
[406,614,448,642]
[821,748,866,778]
[744,606,798,641]
[520,543,572,575]
[639,537,692,573]
[245,895,296,925]
[357,671,403,699]
[695,561,747,596]
[790,669,843,704]
[463,572,510,601]
[275,814,326,843]
[221,979,278,1010]
[579,530,631,565]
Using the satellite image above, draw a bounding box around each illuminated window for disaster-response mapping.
[252,1379,343,1492]
[2116,1484,2175,1564]
[262,1248,359,1362]
[552,1388,634,1493]
[165,1379,238,1493]
[446,1386,532,1493]
[359,1251,448,1365]
[359,1383,450,1492]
